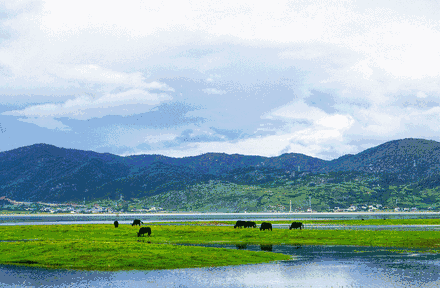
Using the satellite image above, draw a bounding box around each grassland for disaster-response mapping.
[2,222,440,271]
[0,241,289,271]
[0,224,291,271]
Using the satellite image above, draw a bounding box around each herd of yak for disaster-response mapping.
[116,219,305,237]
[113,219,151,237]
[234,220,304,231]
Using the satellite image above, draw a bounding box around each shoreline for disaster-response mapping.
[1,211,439,217]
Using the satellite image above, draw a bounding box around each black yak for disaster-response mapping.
[260,222,272,231]
[137,227,151,237]
[132,219,143,226]
[245,221,256,228]
[234,220,246,228]
[114,221,119,228]
[289,222,304,230]
[260,244,273,251]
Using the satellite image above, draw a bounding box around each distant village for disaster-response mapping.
[332,204,421,213]
[0,195,431,214]
[0,196,164,214]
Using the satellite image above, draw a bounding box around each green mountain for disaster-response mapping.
[324,138,440,181]
[2,138,440,211]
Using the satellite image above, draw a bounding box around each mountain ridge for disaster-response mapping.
[2,138,440,205]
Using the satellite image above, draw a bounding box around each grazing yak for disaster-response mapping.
[137,227,151,237]
[132,219,143,226]
[236,244,247,249]
[245,221,257,228]
[260,222,272,231]
[260,245,273,252]
[291,243,302,249]
[234,220,246,228]
[289,222,304,230]
[114,221,119,228]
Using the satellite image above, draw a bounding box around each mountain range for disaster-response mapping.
[2,138,440,210]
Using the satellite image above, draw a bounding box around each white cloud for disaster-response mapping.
[206,74,221,82]
[55,65,174,90]
[278,48,325,61]
[143,134,177,143]
[17,116,70,131]
[349,60,374,80]
[2,0,440,98]
[61,65,142,85]
[93,125,179,154]
[2,89,172,129]
[143,126,358,159]
[145,101,357,158]
[316,114,354,130]
[416,91,428,98]
[266,102,323,121]
[3,0,440,158]
[202,88,227,95]
[142,101,440,159]
[142,81,175,91]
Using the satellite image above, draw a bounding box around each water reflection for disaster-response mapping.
[2,245,440,287]
[0,264,116,287]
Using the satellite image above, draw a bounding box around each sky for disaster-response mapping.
[1,0,440,160]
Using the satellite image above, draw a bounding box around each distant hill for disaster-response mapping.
[323,138,440,181]
[0,144,129,201]
[0,143,324,202]
[2,138,440,208]
[125,152,326,175]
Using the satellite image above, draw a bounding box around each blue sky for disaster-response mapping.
[1,0,440,159]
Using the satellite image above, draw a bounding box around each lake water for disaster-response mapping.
[1,245,439,287]
[1,212,440,225]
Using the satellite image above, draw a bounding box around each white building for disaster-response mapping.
[348,205,357,211]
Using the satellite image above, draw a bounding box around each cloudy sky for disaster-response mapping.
[1,0,440,159]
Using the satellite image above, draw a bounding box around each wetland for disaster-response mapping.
[2,215,440,287]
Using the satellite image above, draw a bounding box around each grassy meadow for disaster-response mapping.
[1,221,440,271]
[0,224,292,271]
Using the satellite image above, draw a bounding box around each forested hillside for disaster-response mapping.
[2,138,440,211]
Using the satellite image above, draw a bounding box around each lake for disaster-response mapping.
[1,245,439,287]
[1,212,440,225]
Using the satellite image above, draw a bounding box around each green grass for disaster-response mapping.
[0,211,33,214]
[0,224,291,271]
[2,223,440,247]
[0,240,289,271]
[2,222,440,271]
